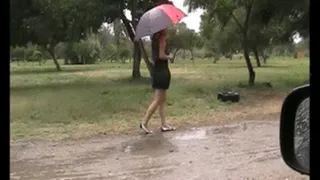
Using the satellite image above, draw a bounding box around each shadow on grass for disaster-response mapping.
[258,65,292,69]
[10,66,107,75]
[114,76,151,84]
[236,79,309,91]
[181,78,308,98]
[10,76,152,92]
[216,65,292,69]
[181,80,305,110]
[11,72,308,96]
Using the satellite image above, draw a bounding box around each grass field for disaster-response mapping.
[10,57,309,141]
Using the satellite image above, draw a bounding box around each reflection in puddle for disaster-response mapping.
[174,130,207,140]
[174,125,239,141]
[124,145,133,153]
[210,126,237,134]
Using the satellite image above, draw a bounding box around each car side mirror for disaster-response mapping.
[280,84,310,175]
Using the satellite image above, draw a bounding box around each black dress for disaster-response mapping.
[151,38,171,90]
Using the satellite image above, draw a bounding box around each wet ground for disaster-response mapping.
[10,120,308,180]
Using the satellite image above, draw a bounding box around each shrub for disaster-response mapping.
[10,47,25,61]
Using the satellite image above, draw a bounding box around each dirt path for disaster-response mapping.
[10,120,308,180]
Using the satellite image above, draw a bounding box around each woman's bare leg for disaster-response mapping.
[158,90,167,127]
[141,90,162,127]
[159,90,175,131]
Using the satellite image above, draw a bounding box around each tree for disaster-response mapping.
[180,28,202,61]
[111,18,133,63]
[11,0,173,76]
[185,0,309,85]
[167,22,204,63]
[166,24,184,63]
[98,25,114,48]
[186,0,258,85]
[121,0,178,78]
[102,43,118,62]
[200,12,241,60]
[118,0,156,78]
[113,18,124,50]
[97,0,171,78]
[247,22,284,65]
[10,0,108,71]
[10,0,34,47]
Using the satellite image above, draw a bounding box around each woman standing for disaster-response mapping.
[140,29,175,134]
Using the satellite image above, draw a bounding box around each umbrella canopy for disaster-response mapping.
[134,4,186,40]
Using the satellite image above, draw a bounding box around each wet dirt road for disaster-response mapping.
[10,121,308,180]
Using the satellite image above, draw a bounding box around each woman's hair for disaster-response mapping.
[151,29,169,60]
[151,30,165,60]
[152,29,166,41]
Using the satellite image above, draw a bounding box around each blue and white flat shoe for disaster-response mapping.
[160,126,176,132]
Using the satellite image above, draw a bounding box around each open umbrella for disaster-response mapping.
[134,4,187,40]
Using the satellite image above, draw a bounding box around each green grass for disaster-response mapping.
[10,57,309,140]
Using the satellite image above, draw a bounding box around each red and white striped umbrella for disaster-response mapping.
[134,4,187,40]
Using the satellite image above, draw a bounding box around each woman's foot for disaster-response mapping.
[140,123,153,134]
[160,125,176,132]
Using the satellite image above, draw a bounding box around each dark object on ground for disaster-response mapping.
[217,91,240,102]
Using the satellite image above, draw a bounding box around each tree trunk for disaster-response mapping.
[52,55,61,71]
[48,46,61,71]
[253,47,261,67]
[190,49,194,60]
[120,13,135,42]
[230,0,255,85]
[259,49,267,64]
[64,58,69,65]
[132,41,141,79]
[113,18,121,50]
[190,50,195,66]
[182,50,187,59]
[263,56,267,64]
[120,1,142,79]
[170,49,180,63]
[243,42,255,85]
[139,40,154,77]
[121,7,153,79]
